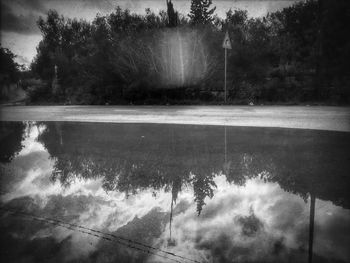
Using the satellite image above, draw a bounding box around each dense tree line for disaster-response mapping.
[27,0,350,104]
[0,47,22,101]
[0,47,21,86]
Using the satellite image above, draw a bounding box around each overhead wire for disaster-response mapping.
[0,206,201,263]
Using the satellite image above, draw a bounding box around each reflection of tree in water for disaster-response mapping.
[193,173,216,215]
[0,122,26,163]
[37,122,350,215]
[37,122,222,215]
[236,207,263,237]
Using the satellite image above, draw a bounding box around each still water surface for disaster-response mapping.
[0,122,349,263]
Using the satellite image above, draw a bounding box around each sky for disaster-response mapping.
[0,0,300,67]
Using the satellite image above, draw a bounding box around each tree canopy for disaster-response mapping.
[25,0,350,105]
[188,0,216,25]
[0,47,21,85]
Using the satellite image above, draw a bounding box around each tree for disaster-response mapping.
[166,0,177,27]
[31,10,64,81]
[192,173,217,215]
[0,47,22,102]
[188,0,216,25]
[316,0,350,102]
[0,122,26,162]
[28,2,349,105]
[0,47,21,85]
[226,9,247,27]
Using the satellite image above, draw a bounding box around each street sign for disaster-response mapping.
[222,31,232,49]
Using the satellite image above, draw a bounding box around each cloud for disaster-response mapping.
[1,0,114,15]
[0,0,115,36]
[15,55,31,65]
[0,3,40,35]
[0,31,42,66]
[153,177,350,262]
[8,0,47,13]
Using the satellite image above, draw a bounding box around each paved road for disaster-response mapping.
[1,105,349,132]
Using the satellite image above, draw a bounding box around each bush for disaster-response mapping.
[26,83,52,103]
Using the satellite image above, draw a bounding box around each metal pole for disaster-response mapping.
[224,126,227,164]
[308,194,315,263]
[224,48,227,103]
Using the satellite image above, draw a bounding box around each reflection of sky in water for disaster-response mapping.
[0,122,349,263]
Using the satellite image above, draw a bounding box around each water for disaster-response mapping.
[0,121,349,263]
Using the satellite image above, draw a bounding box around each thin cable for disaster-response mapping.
[0,207,183,263]
[0,207,201,263]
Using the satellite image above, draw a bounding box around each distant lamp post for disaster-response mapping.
[222,31,232,103]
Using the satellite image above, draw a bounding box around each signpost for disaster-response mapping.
[222,31,232,103]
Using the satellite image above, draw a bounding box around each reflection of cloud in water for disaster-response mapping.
[18,123,46,156]
[155,176,350,262]
[2,161,350,262]
[1,122,349,263]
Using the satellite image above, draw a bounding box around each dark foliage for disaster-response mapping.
[167,0,178,27]
[0,47,23,101]
[188,0,216,25]
[0,122,26,163]
[28,0,350,105]
[0,47,21,85]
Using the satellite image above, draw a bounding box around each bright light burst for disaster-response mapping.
[158,28,212,87]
